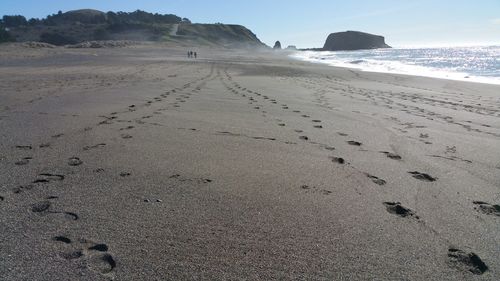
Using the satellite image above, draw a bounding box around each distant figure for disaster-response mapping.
[187,51,191,58]
[194,52,197,59]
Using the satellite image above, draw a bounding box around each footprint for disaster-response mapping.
[121,134,132,139]
[89,244,109,252]
[61,250,84,260]
[15,157,32,165]
[472,201,500,216]
[301,115,310,118]
[83,143,106,151]
[338,133,348,136]
[347,141,362,146]
[52,133,64,138]
[39,143,51,148]
[313,125,323,129]
[278,123,286,127]
[330,157,345,164]
[32,178,48,184]
[53,236,116,274]
[312,120,322,123]
[16,145,32,150]
[446,146,457,154]
[12,184,34,194]
[119,172,131,177]
[380,151,402,160]
[33,173,65,183]
[31,201,78,220]
[62,212,79,220]
[299,136,309,141]
[217,131,240,137]
[366,174,386,185]
[195,178,212,183]
[144,198,163,203]
[99,120,113,125]
[120,126,135,131]
[169,174,212,184]
[408,171,437,182]
[31,201,51,213]
[52,236,72,244]
[383,202,418,218]
[447,248,488,275]
[302,185,331,195]
[68,157,83,166]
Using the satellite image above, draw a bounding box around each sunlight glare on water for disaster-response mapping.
[291,46,500,84]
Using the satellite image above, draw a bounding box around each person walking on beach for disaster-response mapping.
[194,52,197,59]
[187,51,191,58]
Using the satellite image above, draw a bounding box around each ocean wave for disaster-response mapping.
[349,60,365,64]
[290,47,500,85]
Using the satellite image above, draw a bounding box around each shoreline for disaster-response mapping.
[289,48,500,86]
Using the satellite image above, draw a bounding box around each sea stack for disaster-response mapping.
[273,41,282,49]
[322,31,390,51]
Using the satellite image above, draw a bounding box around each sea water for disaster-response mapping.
[291,45,500,85]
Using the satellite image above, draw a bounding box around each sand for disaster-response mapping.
[0,43,499,280]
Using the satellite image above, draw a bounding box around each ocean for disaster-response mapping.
[291,45,500,85]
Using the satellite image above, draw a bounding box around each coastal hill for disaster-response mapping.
[322,31,391,51]
[0,9,266,48]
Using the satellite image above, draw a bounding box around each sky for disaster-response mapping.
[1,0,499,48]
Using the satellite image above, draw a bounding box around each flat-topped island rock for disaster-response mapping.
[323,31,391,51]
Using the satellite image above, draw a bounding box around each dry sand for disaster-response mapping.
[0,43,499,280]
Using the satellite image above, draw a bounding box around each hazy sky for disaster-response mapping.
[1,0,499,48]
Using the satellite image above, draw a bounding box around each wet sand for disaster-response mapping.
[0,44,499,280]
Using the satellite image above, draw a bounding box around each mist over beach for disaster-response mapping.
[1,1,499,280]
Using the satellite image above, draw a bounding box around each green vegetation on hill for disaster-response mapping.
[0,28,15,43]
[176,24,263,47]
[0,9,265,47]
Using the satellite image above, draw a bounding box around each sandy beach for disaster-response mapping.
[0,43,499,280]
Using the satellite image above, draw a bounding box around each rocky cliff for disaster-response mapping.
[322,31,390,51]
